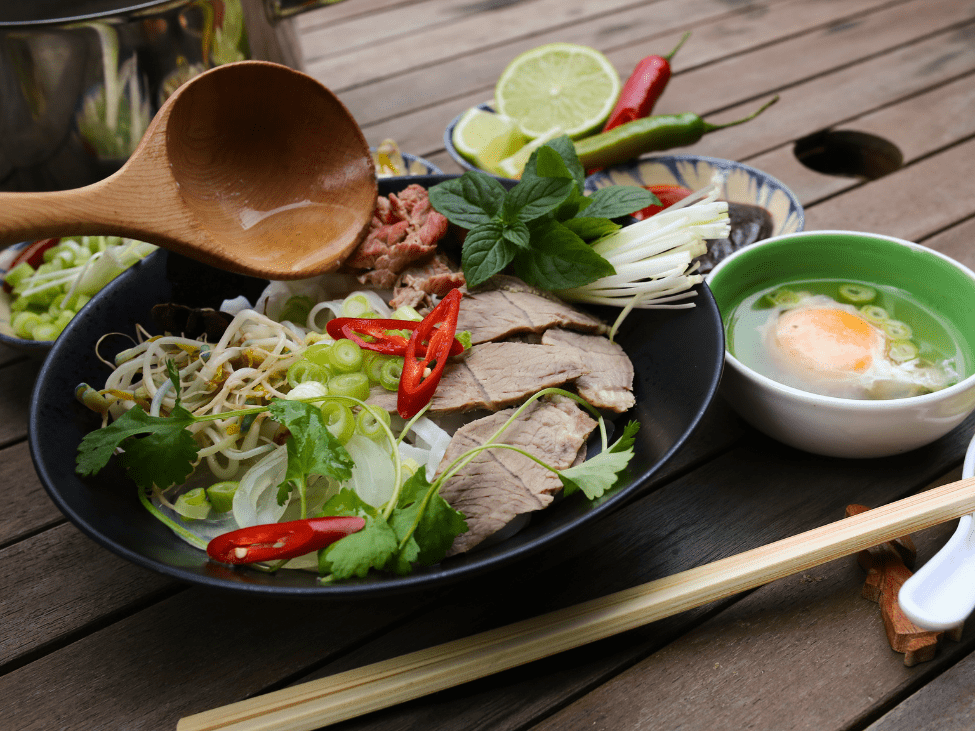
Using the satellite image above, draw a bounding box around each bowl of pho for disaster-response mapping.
[707,230,975,458]
[29,173,725,597]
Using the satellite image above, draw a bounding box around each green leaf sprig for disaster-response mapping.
[428,135,660,291]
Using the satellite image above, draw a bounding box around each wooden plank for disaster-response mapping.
[527,472,973,731]
[0,523,176,669]
[864,649,975,730]
[0,440,63,545]
[802,135,975,239]
[686,19,975,162]
[918,213,975,270]
[294,0,419,30]
[743,71,975,208]
[355,10,975,166]
[0,582,435,730]
[209,418,975,731]
[0,358,40,446]
[333,0,895,131]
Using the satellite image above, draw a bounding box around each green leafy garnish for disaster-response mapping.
[267,400,354,514]
[560,420,640,499]
[428,136,658,290]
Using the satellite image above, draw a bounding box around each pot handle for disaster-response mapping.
[265,0,350,21]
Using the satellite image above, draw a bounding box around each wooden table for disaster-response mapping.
[5,0,975,728]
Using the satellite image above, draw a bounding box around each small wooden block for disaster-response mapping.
[845,504,941,666]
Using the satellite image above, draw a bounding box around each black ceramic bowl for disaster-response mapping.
[29,175,724,598]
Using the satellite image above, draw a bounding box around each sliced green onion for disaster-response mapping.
[303,342,335,369]
[859,305,889,324]
[287,360,330,388]
[882,319,913,340]
[174,488,211,521]
[363,351,390,383]
[391,305,423,321]
[328,372,370,401]
[380,357,403,391]
[761,288,801,308]
[279,295,314,325]
[887,340,919,363]
[321,402,355,443]
[341,294,371,317]
[328,339,364,373]
[356,405,391,440]
[838,283,876,304]
[206,481,239,513]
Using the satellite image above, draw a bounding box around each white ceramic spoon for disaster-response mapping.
[899,432,975,630]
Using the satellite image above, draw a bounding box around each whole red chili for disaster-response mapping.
[326,317,464,358]
[397,288,463,419]
[602,32,690,132]
[632,184,693,220]
[207,516,366,564]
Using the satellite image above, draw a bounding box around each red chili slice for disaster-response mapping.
[632,184,694,220]
[397,288,462,419]
[326,316,465,357]
[206,516,366,564]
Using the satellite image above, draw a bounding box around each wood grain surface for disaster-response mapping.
[4,1,975,730]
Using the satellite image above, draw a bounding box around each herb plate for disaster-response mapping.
[29,175,724,598]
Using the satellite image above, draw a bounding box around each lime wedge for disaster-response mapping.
[496,127,564,179]
[495,43,621,140]
[451,108,524,163]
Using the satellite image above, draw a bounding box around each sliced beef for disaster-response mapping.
[436,397,597,554]
[457,275,607,344]
[344,185,449,288]
[389,252,466,310]
[541,329,635,412]
[367,341,589,414]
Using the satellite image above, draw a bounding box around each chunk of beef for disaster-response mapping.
[436,397,597,554]
[366,341,589,414]
[389,252,466,310]
[457,275,607,344]
[541,329,635,412]
[345,185,449,288]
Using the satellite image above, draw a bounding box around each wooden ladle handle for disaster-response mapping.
[177,475,975,731]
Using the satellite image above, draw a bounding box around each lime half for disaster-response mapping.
[495,43,621,139]
[452,108,521,160]
[496,127,564,179]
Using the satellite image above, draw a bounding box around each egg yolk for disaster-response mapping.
[774,307,882,375]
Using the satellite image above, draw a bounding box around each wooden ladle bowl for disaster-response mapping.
[0,61,378,280]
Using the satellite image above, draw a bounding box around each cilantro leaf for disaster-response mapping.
[581,185,659,219]
[560,421,640,499]
[390,470,467,567]
[427,172,506,228]
[513,220,616,290]
[317,490,400,579]
[461,221,519,288]
[76,404,198,489]
[268,399,353,506]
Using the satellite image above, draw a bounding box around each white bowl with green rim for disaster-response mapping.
[706,230,975,458]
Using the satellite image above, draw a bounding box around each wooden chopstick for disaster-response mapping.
[177,475,975,731]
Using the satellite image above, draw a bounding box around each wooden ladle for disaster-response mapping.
[0,61,377,280]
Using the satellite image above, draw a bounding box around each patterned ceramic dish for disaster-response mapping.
[583,154,804,242]
[0,241,54,356]
[372,147,443,177]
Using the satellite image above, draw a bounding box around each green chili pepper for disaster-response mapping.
[574,95,779,170]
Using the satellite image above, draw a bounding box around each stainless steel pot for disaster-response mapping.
[0,0,345,191]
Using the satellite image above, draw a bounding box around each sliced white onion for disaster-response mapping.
[232,444,289,527]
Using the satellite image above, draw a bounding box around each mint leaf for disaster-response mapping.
[581,186,659,219]
[501,219,530,249]
[513,220,615,290]
[523,135,584,188]
[562,217,620,241]
[461,221,518,288]
[428,171,507,228]
[501,175,574,223]
[560,421,640,499]
[76,404,198,489]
